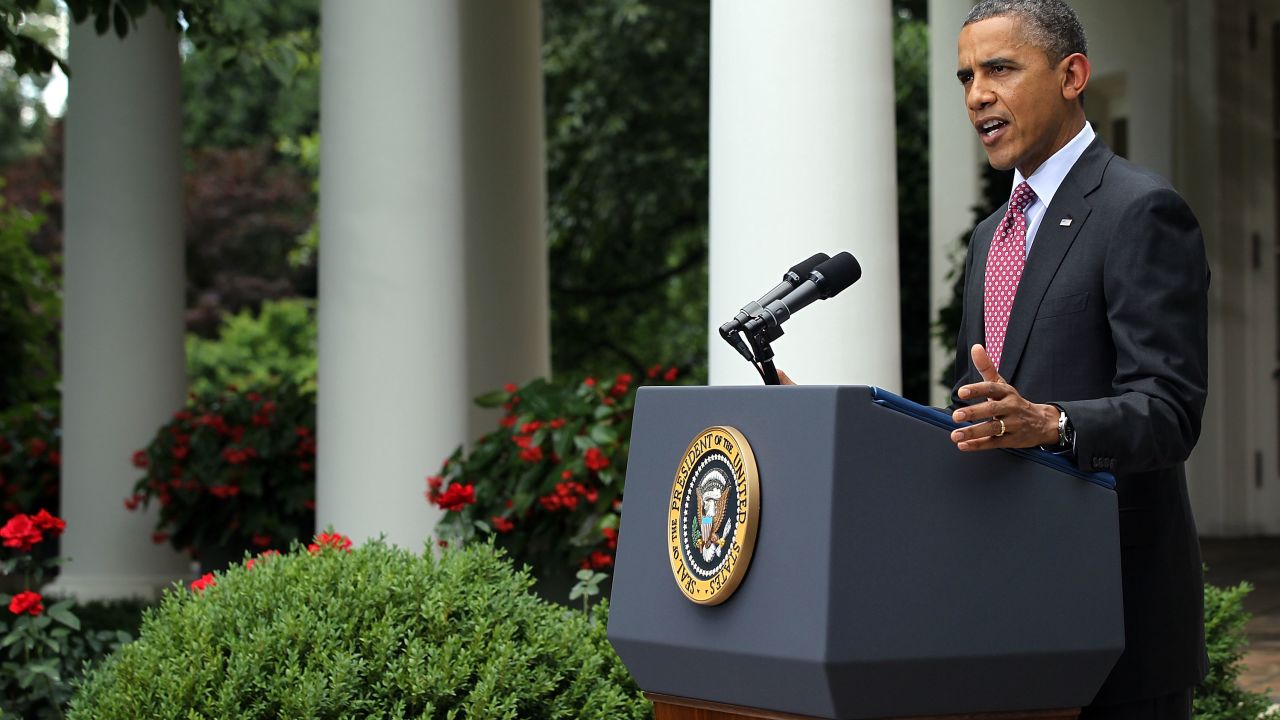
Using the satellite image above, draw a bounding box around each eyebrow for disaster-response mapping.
[957,56,1021,80]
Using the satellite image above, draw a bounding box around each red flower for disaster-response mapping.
[434,483,476,512]
[538,494,562,511]
[208,485,241,499]
[250,533,272,547]
[8,590,44,616]
[602,527,619,550]
[647,364,662,379]
[504,383,518,393]
[132,450,149,469]
[491,516,515,533]
[588,550,614,569]
[190,573,216,592]
[610,372,633,397]
[512,434,534,449]
[426,475,444,491]
[27,438,47,457]
[499,415,517,428]
[295,426,311,437]
[123,494,142,511]
[246,392,262,403]
[664,366,679,382]
[584,447,610,472]
[172,445,189,460]
[173,410,193,422]
[30,509,65,536]
[47,451,61,467]
[220,447,257,465]
[519,446,544,463]
[550,418,566,429]
[0,514,42,551]
[583,377,596,388]
[561,469,573,480]
[298,461,313,472]
[308,531,353,553]
[151,532,170,544]
[520,421,541,434]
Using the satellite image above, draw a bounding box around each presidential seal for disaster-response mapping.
[667,426,760,605]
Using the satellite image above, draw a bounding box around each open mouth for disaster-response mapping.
[978,118,1009,143]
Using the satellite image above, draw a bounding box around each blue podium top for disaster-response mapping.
[868,386,1116,490]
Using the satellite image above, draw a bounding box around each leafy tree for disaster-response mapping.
[179,0,318,150]
[543,0,711,381]
[0,189,58,409]
[893,6,931,401]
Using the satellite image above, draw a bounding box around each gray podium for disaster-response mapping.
[607,385,1123,720]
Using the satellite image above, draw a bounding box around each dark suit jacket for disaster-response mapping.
[950,137,1210,704]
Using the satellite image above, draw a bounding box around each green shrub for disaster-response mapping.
[185,298,317,397]
[0,400,60,516]
[128,382,315,563]
[1,510,133,720]
[1196,580,1274,720]
[68,539,650,719]
[430,369,682,580]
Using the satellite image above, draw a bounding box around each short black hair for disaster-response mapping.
[964,0,1088,64]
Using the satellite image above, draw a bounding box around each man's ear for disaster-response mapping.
[1061,52,1090,102]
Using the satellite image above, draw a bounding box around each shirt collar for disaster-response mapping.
[1012,122,1095,209]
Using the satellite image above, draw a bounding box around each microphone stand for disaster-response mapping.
[745,324,785,386]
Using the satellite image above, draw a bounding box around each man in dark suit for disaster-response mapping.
[945,2,1209,718]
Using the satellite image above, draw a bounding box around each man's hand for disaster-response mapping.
[777,369,796,385]
[949,344,1059,451]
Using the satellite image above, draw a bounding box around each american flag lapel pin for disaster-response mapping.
[1059,216,1073,227]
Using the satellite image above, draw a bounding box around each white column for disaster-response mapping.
[928,0,981,405]
[708,0,901,388]
[56,12,188,599]
[319,0,548,550]
[459,2,550,438]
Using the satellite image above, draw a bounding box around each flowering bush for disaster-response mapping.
[1,510,132,719]
[69,538,649,719]
[128,381,316,563]
[0,402,61,516]
[428,366,681,576]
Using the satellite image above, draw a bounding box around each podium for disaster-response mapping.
[607,386,1123,720]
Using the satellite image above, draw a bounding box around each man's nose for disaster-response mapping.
[967,82,995,112]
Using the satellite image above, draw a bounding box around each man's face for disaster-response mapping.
[956,15,1076,176]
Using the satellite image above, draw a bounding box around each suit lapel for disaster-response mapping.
[997,138,1113,384]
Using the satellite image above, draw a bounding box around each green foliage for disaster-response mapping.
[0,0,67,77]
[431,369,679,578]
[1,510,133,719]
[0,190,58,409]
[543,0,710,381]
[185,298,317,396]
[0,400,59,515]
[1195,580,1274,720]
[68,539,650,719]
[179,0,319,150]
[893,12,931,402]
[128,382,316,561]
[570,568,609,615]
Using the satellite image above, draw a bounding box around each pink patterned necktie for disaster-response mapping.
[984,181,1037,371]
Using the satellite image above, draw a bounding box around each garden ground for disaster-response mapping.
[1203,537,1280,702]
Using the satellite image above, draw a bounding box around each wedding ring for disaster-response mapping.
[996,418,1007,437]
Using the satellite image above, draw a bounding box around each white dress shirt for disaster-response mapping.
[1012,122,1096,256]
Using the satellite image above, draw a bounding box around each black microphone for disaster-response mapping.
[742,252,862,335]
[718,253,829,359]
